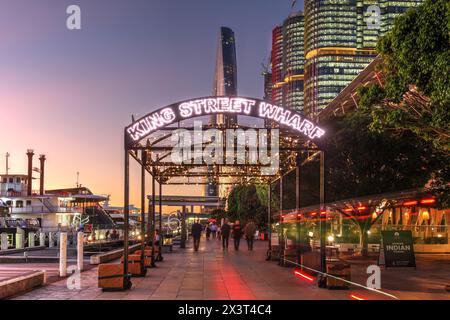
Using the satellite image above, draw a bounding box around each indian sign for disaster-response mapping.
[380,231,416,268]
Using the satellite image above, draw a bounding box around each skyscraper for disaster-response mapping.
[208,27,238,197]
[270,12,305,112]
[213,27,238,126]
[271,26,284,106]
[282,12,305,112]
[303,0,425,117]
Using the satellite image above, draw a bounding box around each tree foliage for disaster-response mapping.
[357,0,449,205]
[309,110,448,206]
[227,184,268,227]
[358,0,450,153]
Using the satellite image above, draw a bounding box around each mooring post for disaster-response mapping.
[77,232,84,271]
[59,232,67,277]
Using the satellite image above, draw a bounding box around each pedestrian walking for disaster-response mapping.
[232,220,243,251]
[244,219,257,251]
[221,219,231,250]
[191,219,202,252]
[206,224,211,240]
[211,223,217,239]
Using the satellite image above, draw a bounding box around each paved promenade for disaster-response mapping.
[12,239,359,300]
[10,239,449,300]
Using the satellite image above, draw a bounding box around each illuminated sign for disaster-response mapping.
[126,97,326,143]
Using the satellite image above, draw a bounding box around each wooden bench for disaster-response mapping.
[98,263,132,291]
[120,254,147,277]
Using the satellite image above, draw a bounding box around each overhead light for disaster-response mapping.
[327,235,335,242]
[403,200,418,206]
[420,198,435,204]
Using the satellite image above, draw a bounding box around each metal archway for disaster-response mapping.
[121,96,328,290]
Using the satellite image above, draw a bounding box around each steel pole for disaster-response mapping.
[140,150,146,274]
[151,170,156,267]
[279,175,284,266]
[296,154,301,266]
[266,182,272,261]
[158,182,163,261]
[320,151,326,275]
[123,145,131,289]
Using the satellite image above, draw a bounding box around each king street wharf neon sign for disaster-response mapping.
[125,96,325,144]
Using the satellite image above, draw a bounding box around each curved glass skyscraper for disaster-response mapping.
[209,27,238,197]
[213,27,238,126]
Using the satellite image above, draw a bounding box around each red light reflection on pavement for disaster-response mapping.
[294,269,315,282]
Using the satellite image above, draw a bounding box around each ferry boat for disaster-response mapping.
[0,150,117,249]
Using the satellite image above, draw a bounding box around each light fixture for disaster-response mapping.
[308,231,314,237]
[327,235,335,242]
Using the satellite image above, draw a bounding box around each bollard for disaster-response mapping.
[77,232,84,271]
[59,232,67,277]
[49,232,54,248]
[39,233,45,247]
[28,232,35,247]
[1,233,8,250]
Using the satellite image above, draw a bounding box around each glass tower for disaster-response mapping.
[282,12,305,112]
[270,13,305,112]
[209,27,238,197]
[303,0,424,117]
[213,27,238,126]
[271,26,284,106]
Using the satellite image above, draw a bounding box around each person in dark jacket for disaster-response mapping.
[221,219,231,250]
[191,219,202,251]
[244,220,257,251]
[232,220,243,250]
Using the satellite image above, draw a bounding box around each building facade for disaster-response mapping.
[271,13,305,112]
[268,0,425,117]
[303,0,425,117]
[271,26,284,106]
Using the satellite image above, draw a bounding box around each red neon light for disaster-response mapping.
[343,208,353,212]
[294,270,315,282]
[310,212,317,216]
[357,206,367,211]
[320,211,327,216]
[403,200,418,206]
[420,198,436,204]
[350,294,366,300]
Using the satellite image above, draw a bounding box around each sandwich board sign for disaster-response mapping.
[380,230,416,268]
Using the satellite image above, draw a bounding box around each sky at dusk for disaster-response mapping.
[0,0,305,207]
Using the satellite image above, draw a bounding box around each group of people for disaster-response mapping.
[190,219,258,252]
